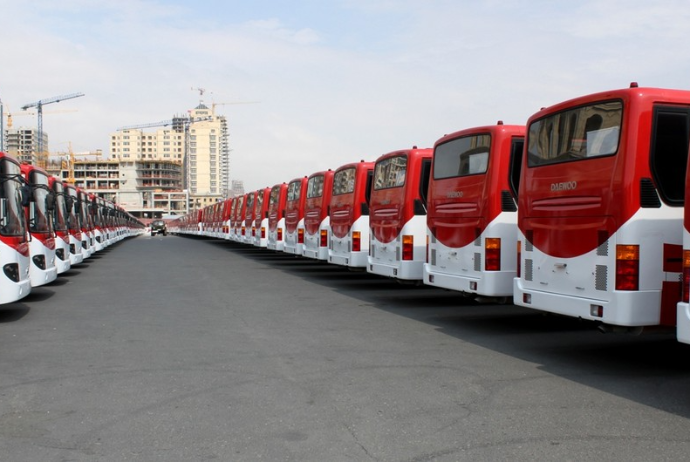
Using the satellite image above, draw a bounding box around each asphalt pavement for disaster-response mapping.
[0,234,689,461]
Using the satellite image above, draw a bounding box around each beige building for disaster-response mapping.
[109,104,230,210]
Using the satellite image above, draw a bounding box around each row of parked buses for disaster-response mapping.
[0,152,145,304]
[169,83,690,344]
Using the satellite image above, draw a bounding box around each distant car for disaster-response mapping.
[151,220,167,236]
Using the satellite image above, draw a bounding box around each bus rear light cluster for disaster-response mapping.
[261,227,266,239]
[320,229,328,247]
[402,235,413,261]
[517,241,521,278]
[352,231,361,252]
[297,229,304,244]
[3,263,19,283]
[615,244,639,291]
[485,238,501,271]
[277,229,283,241]
[683,250,690,303]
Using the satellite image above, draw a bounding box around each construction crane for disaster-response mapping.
[7,109,79,129]
[21,92,85,168]
[117,115,213,132]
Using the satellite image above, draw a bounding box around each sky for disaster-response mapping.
[2,0,690,192]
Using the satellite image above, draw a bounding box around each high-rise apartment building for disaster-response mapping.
[109,103,230,209]
[4,127,48,164]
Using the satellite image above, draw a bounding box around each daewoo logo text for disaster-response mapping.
[551,181,577,192]
[446,191,464,198]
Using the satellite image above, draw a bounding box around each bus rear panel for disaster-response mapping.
[515,85,690,329]
[303,170,334,260]
[328,161,374,268]
[424,123,525,298]
[368,148,432,281]
[284,177,308,256]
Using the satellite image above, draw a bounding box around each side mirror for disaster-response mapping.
[0,198,7,228]
[45,191,56,212]
[20,184,31,208]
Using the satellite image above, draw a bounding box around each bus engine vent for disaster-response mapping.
[501,190,517,212]
[640,178,661,208]
[474,253,481,271]
[525,259,533,281]
[595,265,608,291]
[431,249,437,266]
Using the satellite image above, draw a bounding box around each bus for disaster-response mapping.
[232,194,247,242]
[328,160,375,268]
[283,176,308,256]
[303,169,334,261]
[0,154,31,302]
[424,123,525,299]
[77,188,94,259]
[20,163,58,287]
[678,143,690,343]
[241,191,256,244]
[64,183,85,266]
[48,177,72,274]
[514,84,690,332]
[368,147,432,281]
[252,187,271,248]
[267,182,288,252]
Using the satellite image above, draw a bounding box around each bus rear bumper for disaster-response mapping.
[513,278,661,326]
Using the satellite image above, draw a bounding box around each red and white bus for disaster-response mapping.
[424,123,525,299]
[267,182,288,251]
[48,177,71,274]
[283,176,308,256]
[232,194,247,242]
[252,187,271,248]
[21,163,58,287]
[64,183,85,266]
[303,169,334,261]
[328,160,375,268]
[77,188,94,259]
[0,153,32,302]
[678,143,690,343]
[368,147,432,281]
[515,84,690,332]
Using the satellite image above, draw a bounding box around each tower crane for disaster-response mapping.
[21,92,85,168]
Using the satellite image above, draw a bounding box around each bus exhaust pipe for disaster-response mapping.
[597,324,644,335]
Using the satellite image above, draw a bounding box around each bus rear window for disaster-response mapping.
[373,155,407,190]
[287,181,301,201]
[307,175,324,198]
[270,186,280,205]
[528,100,622,167]
[333,167,356,195]
[433,134,490,179]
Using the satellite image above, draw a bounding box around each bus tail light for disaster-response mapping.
[352,231,361,252]
[683,250,690,303]
[616,245,639,291]
[320,229,328,247]
[485,238,501,271]
[517,240,521,278]
[402,235,413,261]
[298,228,304,244]
[261,227,266,239]
[277,228,283,241]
